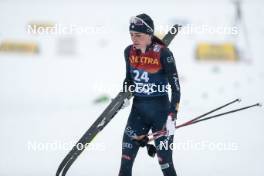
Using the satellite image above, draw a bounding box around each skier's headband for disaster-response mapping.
[129,16,154,34]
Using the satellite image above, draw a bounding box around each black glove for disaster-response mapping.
[146,144,157,157]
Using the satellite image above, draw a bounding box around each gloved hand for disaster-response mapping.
[121,98,130,109]
[132,135,156,157]
[165,112,177,136]
[146,144,157,157]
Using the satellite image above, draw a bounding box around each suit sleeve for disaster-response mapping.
[161,47,181,113]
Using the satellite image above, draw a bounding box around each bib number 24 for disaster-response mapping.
[133,70,149,82]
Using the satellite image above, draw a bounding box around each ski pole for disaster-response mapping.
[148,102,261,141]
[147,98,241,139]
[177,98,241,128]
[180,103,261,128]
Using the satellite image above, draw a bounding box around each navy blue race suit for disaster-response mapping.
[119,41,181,176]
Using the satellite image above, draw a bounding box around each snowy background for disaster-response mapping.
[0,0,263,175]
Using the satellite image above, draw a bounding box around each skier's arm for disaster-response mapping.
[161,47,181,114]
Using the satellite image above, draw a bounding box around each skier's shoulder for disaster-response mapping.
[151,36,172,55]
[124,45,133,55]
[160,46,175,65]
[151,36,164,53]
[160,46,173,56]
[124,45,133,61]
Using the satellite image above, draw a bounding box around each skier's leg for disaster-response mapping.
[150,97,177,176]
[154,135,177,176]
[118,131,139,176]
[118,105,150,176]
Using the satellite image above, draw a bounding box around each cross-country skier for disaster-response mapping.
[118,13,181,176]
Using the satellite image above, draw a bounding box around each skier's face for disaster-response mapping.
[130,31,151,49]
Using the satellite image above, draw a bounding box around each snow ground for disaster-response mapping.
[0,0,264,175]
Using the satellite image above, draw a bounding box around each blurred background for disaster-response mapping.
[0,0,263,175]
